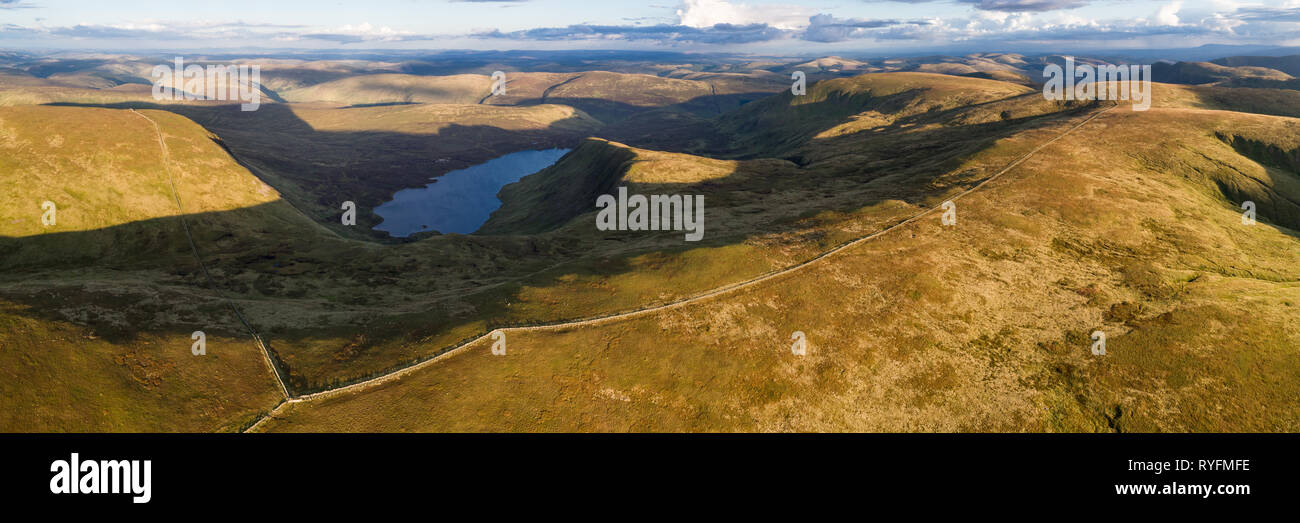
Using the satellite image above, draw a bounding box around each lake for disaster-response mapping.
[373,148,570,237]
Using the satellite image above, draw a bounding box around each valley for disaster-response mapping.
[1,49,1297,433]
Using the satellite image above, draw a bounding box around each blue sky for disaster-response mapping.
[2,0,1299,52]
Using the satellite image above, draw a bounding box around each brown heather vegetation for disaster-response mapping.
[261,105,1300,432]
[0,60,1297,432]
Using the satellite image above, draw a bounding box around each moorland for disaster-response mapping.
[1,49,1297,432]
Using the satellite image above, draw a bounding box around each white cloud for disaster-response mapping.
[336,23,404,37]
[6,1,1299,50]
[675,0,815,30]
[1154,1,1183,26]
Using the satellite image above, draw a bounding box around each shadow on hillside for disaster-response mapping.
[47,88,781,238]
[46,100,604,241]
[493,92,780,152]
[483,94,1106,235]
[1178,84,1300,119]
[45,75,1031,244]
[4,95,1107,394]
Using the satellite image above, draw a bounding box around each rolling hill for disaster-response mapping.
[2,56,1299,434]
[279,73,492,105]
[256,100,1300,432]
[0,106,293,431]
[1152,60,1294,85]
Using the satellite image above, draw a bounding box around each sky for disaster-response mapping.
[2,0,1299,53]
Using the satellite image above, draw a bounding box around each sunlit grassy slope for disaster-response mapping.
[3,73,1078,401]
[259,103,1300,432]
[1150,83,1300,119]
[245,75,1048,391]
[276,70,755,118]
[0,106,293,264]
[0,106,288,431]
[0,84,161,107]
[4,71,1299,432]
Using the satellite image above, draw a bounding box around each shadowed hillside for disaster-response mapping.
[3,63,1299,434]
[1152,60,1293,85]
[258,106,1300,432]
[0,106,291,431]
[2,74,1106,402]
[714,72,1037,158]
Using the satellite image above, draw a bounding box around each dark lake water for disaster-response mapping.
[373,148,570,237]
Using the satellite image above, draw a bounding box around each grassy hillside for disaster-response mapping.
[1212,55,1300,77]
[1152,61,1293,85]
[1149,83,1300,118]
[0,106,284,265]
[960,70,1033,86]
[102,70,778,238]
[258,106,1300,432]
[279,73,492,105]
[95,73,1099,394]
[478,139,636,235]
[146,100,602,238]
[5,64,1298,433]
[274,70,774,122]
[714,72,1036,158]
[483,70,783,129]
[0,82,162,107]
[481,137,787,235]
[0,106,289,431]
